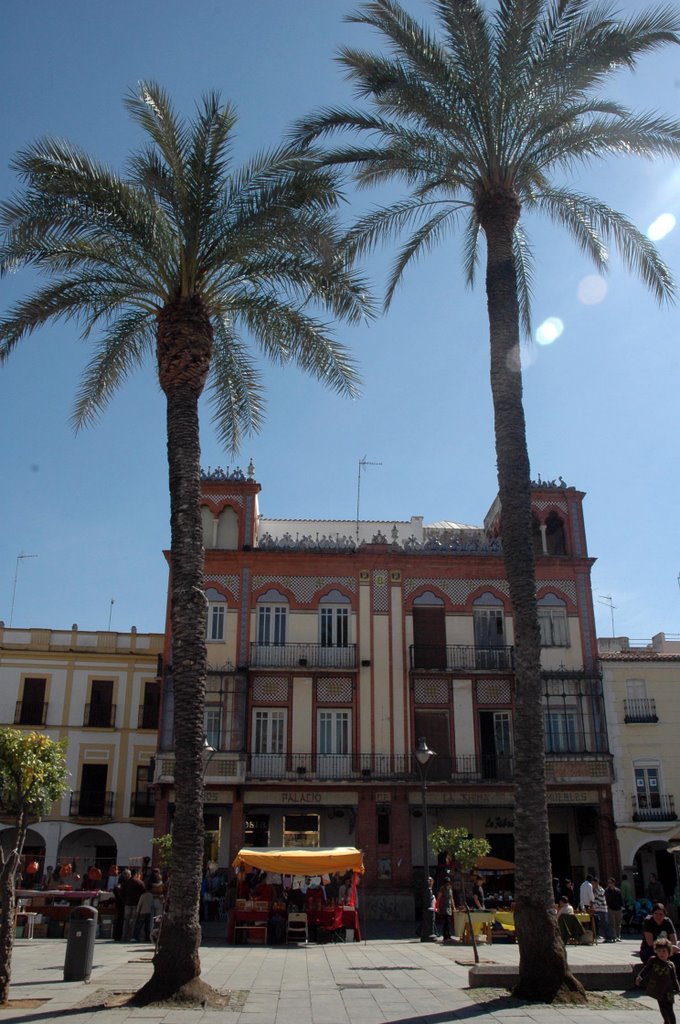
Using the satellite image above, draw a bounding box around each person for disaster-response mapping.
[253,872,275,906]
[134,885,154,942]
[641,905,679,964]
[149,868,165,919]
[471,875,485,909]
[636,938,680,1024]
[121,868,146,941]
[557,896,575,917]
[436,879,457,943]
[605,877,624,942]
[560,879,576,902]
[592,877,609,942]
[649,875,668,904]
[579,875,594,912]
[112,869,128,942]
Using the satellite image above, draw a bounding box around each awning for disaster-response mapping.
[232,846,364,875]
[476,856,516,872]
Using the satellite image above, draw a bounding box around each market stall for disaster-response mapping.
[230,847,364,945]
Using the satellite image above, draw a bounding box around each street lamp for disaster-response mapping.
[414,736,436,942]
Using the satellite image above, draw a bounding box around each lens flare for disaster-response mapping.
[535,317,564,346]
[647,213,676,241]
[577,275,608,305]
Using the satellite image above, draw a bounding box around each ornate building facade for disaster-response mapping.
[154,470,617,916]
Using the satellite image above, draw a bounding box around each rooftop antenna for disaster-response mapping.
[597,594,616,637]
[107,598,115,631]
[356,456,382,543]
[9,552,37,627]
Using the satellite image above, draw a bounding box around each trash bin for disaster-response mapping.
[63,905,98,982]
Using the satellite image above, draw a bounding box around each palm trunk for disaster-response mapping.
[0,818,26,1005]
[481,192,584,1002]
[137,298,213,1004]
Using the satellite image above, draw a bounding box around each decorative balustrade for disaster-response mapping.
[83,703,116,728]
[624,698,658,723]
[632,794,676,822]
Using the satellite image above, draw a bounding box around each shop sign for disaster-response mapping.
[245,790,358,805]
[548,790,598,803]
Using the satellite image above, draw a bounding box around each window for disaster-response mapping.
[319,590,350,647]
[140,680,160,729]
[18,678,46,725]
[204,706,222,749]
[257,605,287,645]
[544,709,580,752]
[207,603,225,641]
[635,766,661,809]
[283,813,319,848]
[256,589,289,647]
[473,593,507,668]
[318,710,351,754]
[251,709,287,776]
[87,679,113,727]
[132,765,154,817]
[538,595,569,647]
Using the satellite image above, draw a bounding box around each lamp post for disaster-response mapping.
[414,736,436,942]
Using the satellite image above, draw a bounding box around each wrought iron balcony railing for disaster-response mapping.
[129,792,155,818]
[14,700,47,726]
[249,642,357,669]
[410,644,514,671]
[624,698,658,724]
[632,794,676,822]
[83,703,116,728]
[138,704,160,729]
[69,790,114,818]
[246,752,516,782]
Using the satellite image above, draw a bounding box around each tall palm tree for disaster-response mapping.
[0,82,371,1004]
[294,0,680,1001]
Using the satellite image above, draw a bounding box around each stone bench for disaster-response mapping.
[469,963,637,991]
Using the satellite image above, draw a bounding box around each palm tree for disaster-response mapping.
[0,83,371,1004]
[293,0,680,1001]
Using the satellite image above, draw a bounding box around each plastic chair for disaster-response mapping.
[286,912,308,943]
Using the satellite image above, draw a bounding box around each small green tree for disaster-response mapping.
[0,730,68,1003]
[429,826,490,964]
[151,834,173,869]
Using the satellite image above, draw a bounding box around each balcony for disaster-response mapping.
[246,752,515,782]
[138,704,160,730]
[632,794,676,822]
[14,700,47,726]
[154,754,246,784]
[69,790,114,818]
[409,644,514,672]
[129,792,155,818]
[249,642,357,670]
[624,698,658,723]
[83,703,116,728]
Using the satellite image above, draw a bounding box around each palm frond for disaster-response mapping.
[461,210,481,288]
[536,187,675,302]
[385,204,461,308]
[207,316,265,453]
[512,222,534,337]
[71,310,156,429]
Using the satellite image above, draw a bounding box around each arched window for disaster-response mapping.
[256,589,288,646]
[319,590,350,648]
[473,593,507,669]
[412,591,446,670]
[532,515,543,557]
[201,506,215,549]
[205,587,226,642]
[216,507,239,550]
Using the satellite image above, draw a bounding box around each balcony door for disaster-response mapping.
[317,709,351,776]
[79,764,108,816]
[635,767,661,811]
[473,594,506,668]
[88,679,113,727]
[412,593,446,670]
[479,711,513,780]
[19,678,45,725]
[414,710,450,780]
[251,709,286,777]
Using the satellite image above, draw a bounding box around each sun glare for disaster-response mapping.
[577,275,608,306]
[647,213,676,241]
[535,317,564,346]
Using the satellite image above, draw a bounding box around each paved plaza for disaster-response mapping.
[1,932,665,1024]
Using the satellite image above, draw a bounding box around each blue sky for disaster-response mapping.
[1,0,679,640]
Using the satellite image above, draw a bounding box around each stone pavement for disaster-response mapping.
[1,932,665,1024]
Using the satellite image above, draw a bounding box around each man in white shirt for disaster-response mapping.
[579,875,594,911]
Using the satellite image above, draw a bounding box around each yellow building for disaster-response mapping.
[0,623,163,879]
[600,633,680,902]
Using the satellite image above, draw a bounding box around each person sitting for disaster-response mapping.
[557,895,575,917]
[641,904,680,967]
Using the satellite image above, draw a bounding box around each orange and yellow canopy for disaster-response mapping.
[232,846,364,875]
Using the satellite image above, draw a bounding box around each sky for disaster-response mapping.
[1,0,679,642]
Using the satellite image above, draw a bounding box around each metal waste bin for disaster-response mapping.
[63,905,98,982]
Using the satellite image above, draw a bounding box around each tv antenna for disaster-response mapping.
[9,552,37,627]
[597,594,616,637]
[107,598,115,631]
[356,456,382,542]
